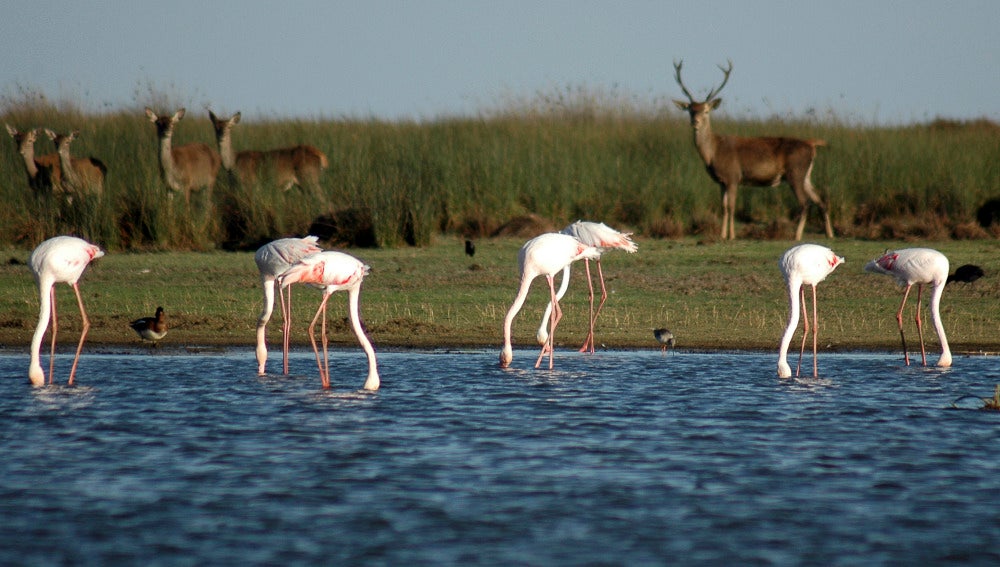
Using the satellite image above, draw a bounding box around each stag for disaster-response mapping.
[673,60,834,240]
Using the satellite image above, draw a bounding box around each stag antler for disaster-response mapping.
[672,60,696,103]
[673,59,734,103]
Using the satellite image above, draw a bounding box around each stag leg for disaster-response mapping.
[725,185,739,240]
[718,184,737,240]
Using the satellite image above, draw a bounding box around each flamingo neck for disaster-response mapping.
[256,276,276,375]
[929,283,952,367]
[347,287,380,390]
[29,281,54,386]
[502,272,535,367]
[777,280,801,378]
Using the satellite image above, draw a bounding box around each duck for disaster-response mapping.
[130,306,167,344]
[653,328,675,355]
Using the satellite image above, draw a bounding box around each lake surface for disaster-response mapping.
[2,348,999,565]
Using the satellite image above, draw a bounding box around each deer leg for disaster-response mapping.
[802,174,835,239]
[728,185,739,240]
[718,185,729,240]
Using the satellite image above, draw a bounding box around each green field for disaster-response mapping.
[1,237,997,357]
[2,89,998,358]
[2,88,999,252]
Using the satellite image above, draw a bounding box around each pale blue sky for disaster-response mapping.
[4,1,998,123]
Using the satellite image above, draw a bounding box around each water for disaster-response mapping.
[2,348,1000,565]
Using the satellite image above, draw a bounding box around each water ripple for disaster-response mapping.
[1,350,999,564]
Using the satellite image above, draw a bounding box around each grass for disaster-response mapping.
[1,87,999,252]
[0,237,997,357]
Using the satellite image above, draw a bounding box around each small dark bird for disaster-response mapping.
[653,328,675,355]
[465,239,476,258]
[130,306,167,344]
[947,264,985,284]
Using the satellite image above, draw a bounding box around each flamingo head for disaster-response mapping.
[500,347,513,368]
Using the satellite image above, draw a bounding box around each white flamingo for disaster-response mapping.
[28,236,105,386]
[864,248,952,368]
[535,221,637,353]
[254,236,322,375]
[501,233,601,370]
[777,244,844,378]
[276,251,379,391]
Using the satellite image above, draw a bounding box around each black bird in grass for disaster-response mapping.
[653,328,675,355]
[465,239,476,258]
[947,264,985,284]
[130,306,167,345]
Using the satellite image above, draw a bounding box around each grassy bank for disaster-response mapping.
[1,237,997,356]
[2,89,999,252]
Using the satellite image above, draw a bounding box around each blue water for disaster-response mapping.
[2,348,1000,565]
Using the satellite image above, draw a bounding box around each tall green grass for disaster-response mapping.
[2,87,998,251]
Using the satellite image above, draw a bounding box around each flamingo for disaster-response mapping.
[276,251,379,391]
[28,236,105,386]
[535,221,638,353]
[864,248,952,368]
[500,233,601,370]
[777,244,844,379]
[254,236,322,375]
[130,306,167,344]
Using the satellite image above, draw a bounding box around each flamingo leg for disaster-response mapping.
[549,285,563,369]
[48,287,57,385]
[914,284,927,366]
[578,259,596,353]
[321,296,330,386]
[535,275,561,369]
[811,283,819,377]
[896,284,914,366]
[308,293,332,388]
[796,285,808,377]
[279,283,288,375]
[68,283,90,386]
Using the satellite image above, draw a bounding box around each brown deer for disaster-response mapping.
[144,108,221,203]
[6,124,64,197]
[672,60,834,240]
[208,110,328,192]
[43,129,107,200]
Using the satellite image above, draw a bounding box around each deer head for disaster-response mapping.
[672,60,733,130]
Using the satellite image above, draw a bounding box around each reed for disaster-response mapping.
[1,86,998,252]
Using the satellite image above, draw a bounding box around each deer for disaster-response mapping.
[672,60,834,241]
[208,110,328,192]
[6,124,64,198]
[144,108,221,203]
[43,129,107,200]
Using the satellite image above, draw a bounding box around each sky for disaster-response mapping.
[4,1,998,124]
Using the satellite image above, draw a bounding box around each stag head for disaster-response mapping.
[672,60,733,128]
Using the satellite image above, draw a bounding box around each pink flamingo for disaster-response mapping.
[864,248,952,368]
[254,236,322,375]
[276,251,379,391]
[28,236,105,386]
[536,221,637,353]
[500,233,601,370]
[777,244,844,378]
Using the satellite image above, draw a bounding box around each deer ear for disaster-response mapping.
[710,98,722,109]
[44,128,57,140]
[145,108,157,122]
[672,100,690,111]
[233,111,241,123]
[174,108,186,121]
